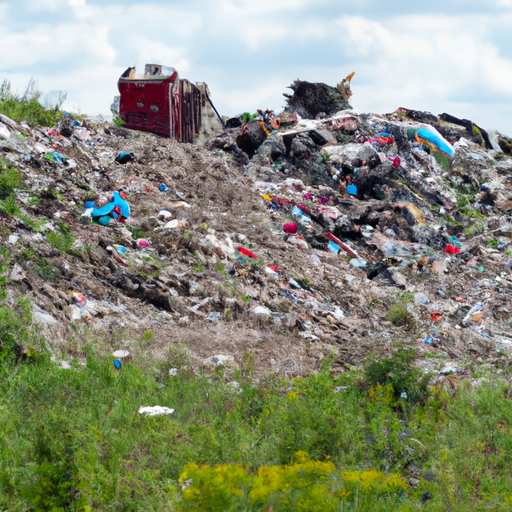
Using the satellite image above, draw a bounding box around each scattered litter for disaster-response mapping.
[116,151,135,164]
[113,350,130,359]
[138,406,175,416]
[254,306,272,316]
[204,355,234,367]
[207,312,221,323]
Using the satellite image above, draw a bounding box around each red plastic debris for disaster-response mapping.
[238,247,257,259]
[283,222,298,234]
[444,245,461,254]
[389,156,400,168]
[431,312,442,322]
[324,232,359,258]
[296,203,310,214]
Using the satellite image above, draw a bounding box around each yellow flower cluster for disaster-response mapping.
[368,384,395,404]
[177,451,407,511]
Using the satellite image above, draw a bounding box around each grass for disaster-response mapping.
[0,78,66,127]
[35,257,62,282]
[464,221,486,238]
[45,222,75,254]
[384,301,416,330]
[1,303,512,509]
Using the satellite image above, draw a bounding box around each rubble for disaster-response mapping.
[1,75,512,382]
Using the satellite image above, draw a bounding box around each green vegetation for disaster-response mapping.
[113,117,126,128]
[487,239,499,248]
[459,207,485,220]
[1,303,512,509]
[126,224,146,240]
[319,151,331,163]
[192,262,206,273]
[464,221,486,238]
[384,301,416,330]
[0,247,9,300]
[365,349,429,402]
[0,161,21,199]
[45,222,75,253]
[0,78,66,126]
[35,257,62,282]
[0,160,22,216]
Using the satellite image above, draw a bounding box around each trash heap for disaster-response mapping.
[2,78,512,378]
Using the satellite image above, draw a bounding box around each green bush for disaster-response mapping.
[0,78,66,126]
[0,296,37,364]
[364,349,429,402]
[384,301,416,330]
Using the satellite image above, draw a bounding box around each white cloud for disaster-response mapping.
[221,0,312,16]
[1,1,512,134]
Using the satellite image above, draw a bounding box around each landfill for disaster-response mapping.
[1,76,512,380]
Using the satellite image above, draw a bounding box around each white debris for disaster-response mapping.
[253,306,272,316]
[138,406,175,416]
[113,350,130,359]
[203,354,234,367]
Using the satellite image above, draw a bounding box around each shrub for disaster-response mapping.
[0,78,66,126]
[364,349,429,402]
[384,301,415,330]
[177,452,407,512]
[0,297,36,364]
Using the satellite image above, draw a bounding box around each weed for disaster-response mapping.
[35,258,61,282]
[398,291,414,303]
[21,248,35,260]
[224,308,234,321]
[0,78,66,126]
[0,162,21,199]
[0,194,19,216]
[113,117,126,128]
[193,263,206,273]
[505,249,512,256]
[142,330,154,342]
[459,207,485,220]
[0,296,39,364]
[319,151,331,163]
[487,239,500,248]
[365,349,429,401]
[126,224,146,240]
[384,301,416,329]
[18,214,46,232]
[464,221,486,237]
[45,223,74,253]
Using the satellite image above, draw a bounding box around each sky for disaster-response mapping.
[1,0,512,134]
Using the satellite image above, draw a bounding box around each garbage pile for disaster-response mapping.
[2,78,512,378]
